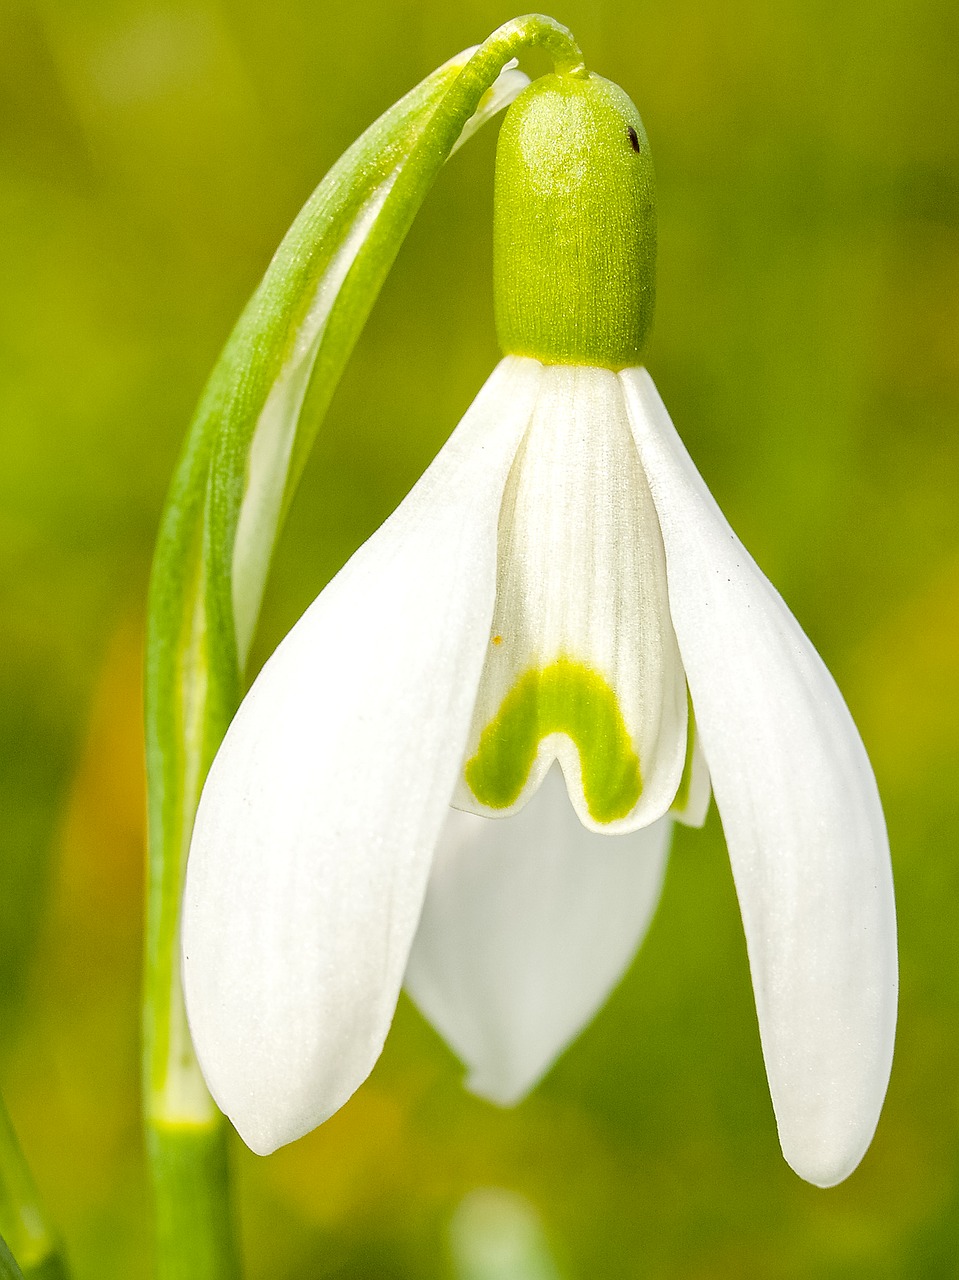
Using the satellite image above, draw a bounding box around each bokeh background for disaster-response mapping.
[2,0,958,1275]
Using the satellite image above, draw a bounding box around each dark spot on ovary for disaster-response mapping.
[627,126,640,152]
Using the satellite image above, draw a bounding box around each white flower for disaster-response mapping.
[182,354,897,1188]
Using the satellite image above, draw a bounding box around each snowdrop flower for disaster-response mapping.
[182,71,897,1187]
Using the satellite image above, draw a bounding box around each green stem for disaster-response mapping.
[148,1123,237,1280]
[143,15,584,1279]
[0,1094,68,1280]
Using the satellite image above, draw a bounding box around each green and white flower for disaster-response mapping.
[181,69,896,1190]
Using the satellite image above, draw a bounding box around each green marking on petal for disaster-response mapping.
[464,657,642,824]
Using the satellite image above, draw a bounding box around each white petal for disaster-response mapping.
[405,765,672,1105]
[671,712,712,828]
[454,365,688,834]
[183,356,542,1154]
[622,367,897,1187]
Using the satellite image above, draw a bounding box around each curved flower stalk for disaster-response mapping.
[178,30,897,1197]
[144,15,585,1277]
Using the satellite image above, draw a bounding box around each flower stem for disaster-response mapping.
[0,1093,68,1280]
[144,14,586,1277]
[147,1122,238,1280]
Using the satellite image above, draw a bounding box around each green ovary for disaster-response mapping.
[464,657,642,824]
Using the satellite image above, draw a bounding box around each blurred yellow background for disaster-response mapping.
[1,0,958,1275]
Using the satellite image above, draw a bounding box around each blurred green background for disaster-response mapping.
[2,0,958,1276]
